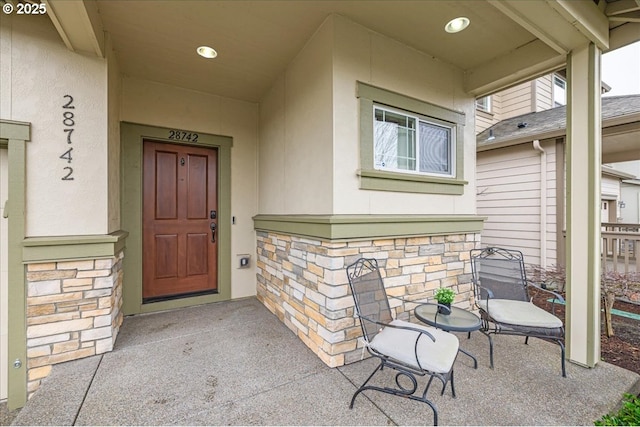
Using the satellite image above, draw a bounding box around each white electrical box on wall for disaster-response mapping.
[237,254,251,269]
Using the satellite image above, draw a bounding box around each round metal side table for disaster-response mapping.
[415,303,482,368]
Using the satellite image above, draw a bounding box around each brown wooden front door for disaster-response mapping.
[143,140,218,301]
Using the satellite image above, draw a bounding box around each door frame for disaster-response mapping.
[121,122,232,315]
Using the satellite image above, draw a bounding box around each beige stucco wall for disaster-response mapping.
[332,15,476,214]
[121,77,259,299]
[258,17,334,214]
[107,35,121,233]
[259,14,477,215]
[0,14,109,237]
[0,15,10,119]
[0,14,108,236]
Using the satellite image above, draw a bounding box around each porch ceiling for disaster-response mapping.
[603,119,640,163]
[43,0,640,102]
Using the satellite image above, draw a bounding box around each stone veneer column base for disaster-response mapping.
[24,250,124,397]
[256,231,481,368]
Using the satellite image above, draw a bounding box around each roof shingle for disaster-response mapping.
[476,95,640,148]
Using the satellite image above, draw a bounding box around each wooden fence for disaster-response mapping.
[602,222,639,274]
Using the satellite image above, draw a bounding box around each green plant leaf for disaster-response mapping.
[434,287,456,304]
[595,394,640,426]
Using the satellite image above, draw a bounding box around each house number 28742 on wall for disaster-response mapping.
[60,95,75,180]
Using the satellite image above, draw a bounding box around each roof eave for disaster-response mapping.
[476,129,566,152]
[477,108,640,152]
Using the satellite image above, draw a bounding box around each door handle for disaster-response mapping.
[210,222,216,243]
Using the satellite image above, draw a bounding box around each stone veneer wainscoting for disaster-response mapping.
[256,231,480,367]
[24,251,124,397]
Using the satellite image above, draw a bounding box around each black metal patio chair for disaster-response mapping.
[346,258,459,426]
[470,247,566,377]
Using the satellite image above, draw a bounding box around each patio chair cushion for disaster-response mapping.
[369,319,459,373]
[477,299,563,328]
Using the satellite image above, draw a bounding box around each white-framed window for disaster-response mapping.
[476,96,491,113]
[374,106,454,177]
[553,75,566,107]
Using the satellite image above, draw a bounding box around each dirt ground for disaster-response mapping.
[600,300,640,375]
[530,288,640,375]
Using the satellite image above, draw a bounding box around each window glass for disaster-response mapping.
[476,96,491,112]
[374,109,416,171]
[419,122,451,174]
[374,106,453,177]
[554,76,566,107]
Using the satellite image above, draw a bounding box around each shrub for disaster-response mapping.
[526,265,640,337]
[434,287,455,304]
[595,393,640,426]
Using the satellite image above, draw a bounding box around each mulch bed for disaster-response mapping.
[530,287,640,375]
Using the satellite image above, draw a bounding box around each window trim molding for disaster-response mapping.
[357,81,466,195]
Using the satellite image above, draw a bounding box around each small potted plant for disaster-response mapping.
[434,287,456,315]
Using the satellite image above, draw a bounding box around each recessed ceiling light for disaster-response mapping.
[445,17,470,33]
[197,46,218,59]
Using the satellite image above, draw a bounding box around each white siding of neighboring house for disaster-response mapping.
[491,91,503,119]
[610,160,640,178]
[475,91,503,134]
[476,110,494,134]
[498,81,535,120]
[621,182,640,223]
[602,174,622,222]
[608,161,640,223]
[534,75,554,111]
[475,75,555,134]
[602,174,621,200]
[477,140,558,267]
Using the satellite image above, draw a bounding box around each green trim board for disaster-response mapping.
[0,119,30,409]
[357,82,466,195]
[358,170,467,195]
[120,122,233,316]
[22,231,128,263]
[0,120,31,141]
[253,214,485,241]
[357,82,465,123]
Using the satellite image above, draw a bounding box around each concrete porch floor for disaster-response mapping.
[11,297,640,426]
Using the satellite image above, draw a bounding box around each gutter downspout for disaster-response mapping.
[533,140,547,268]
